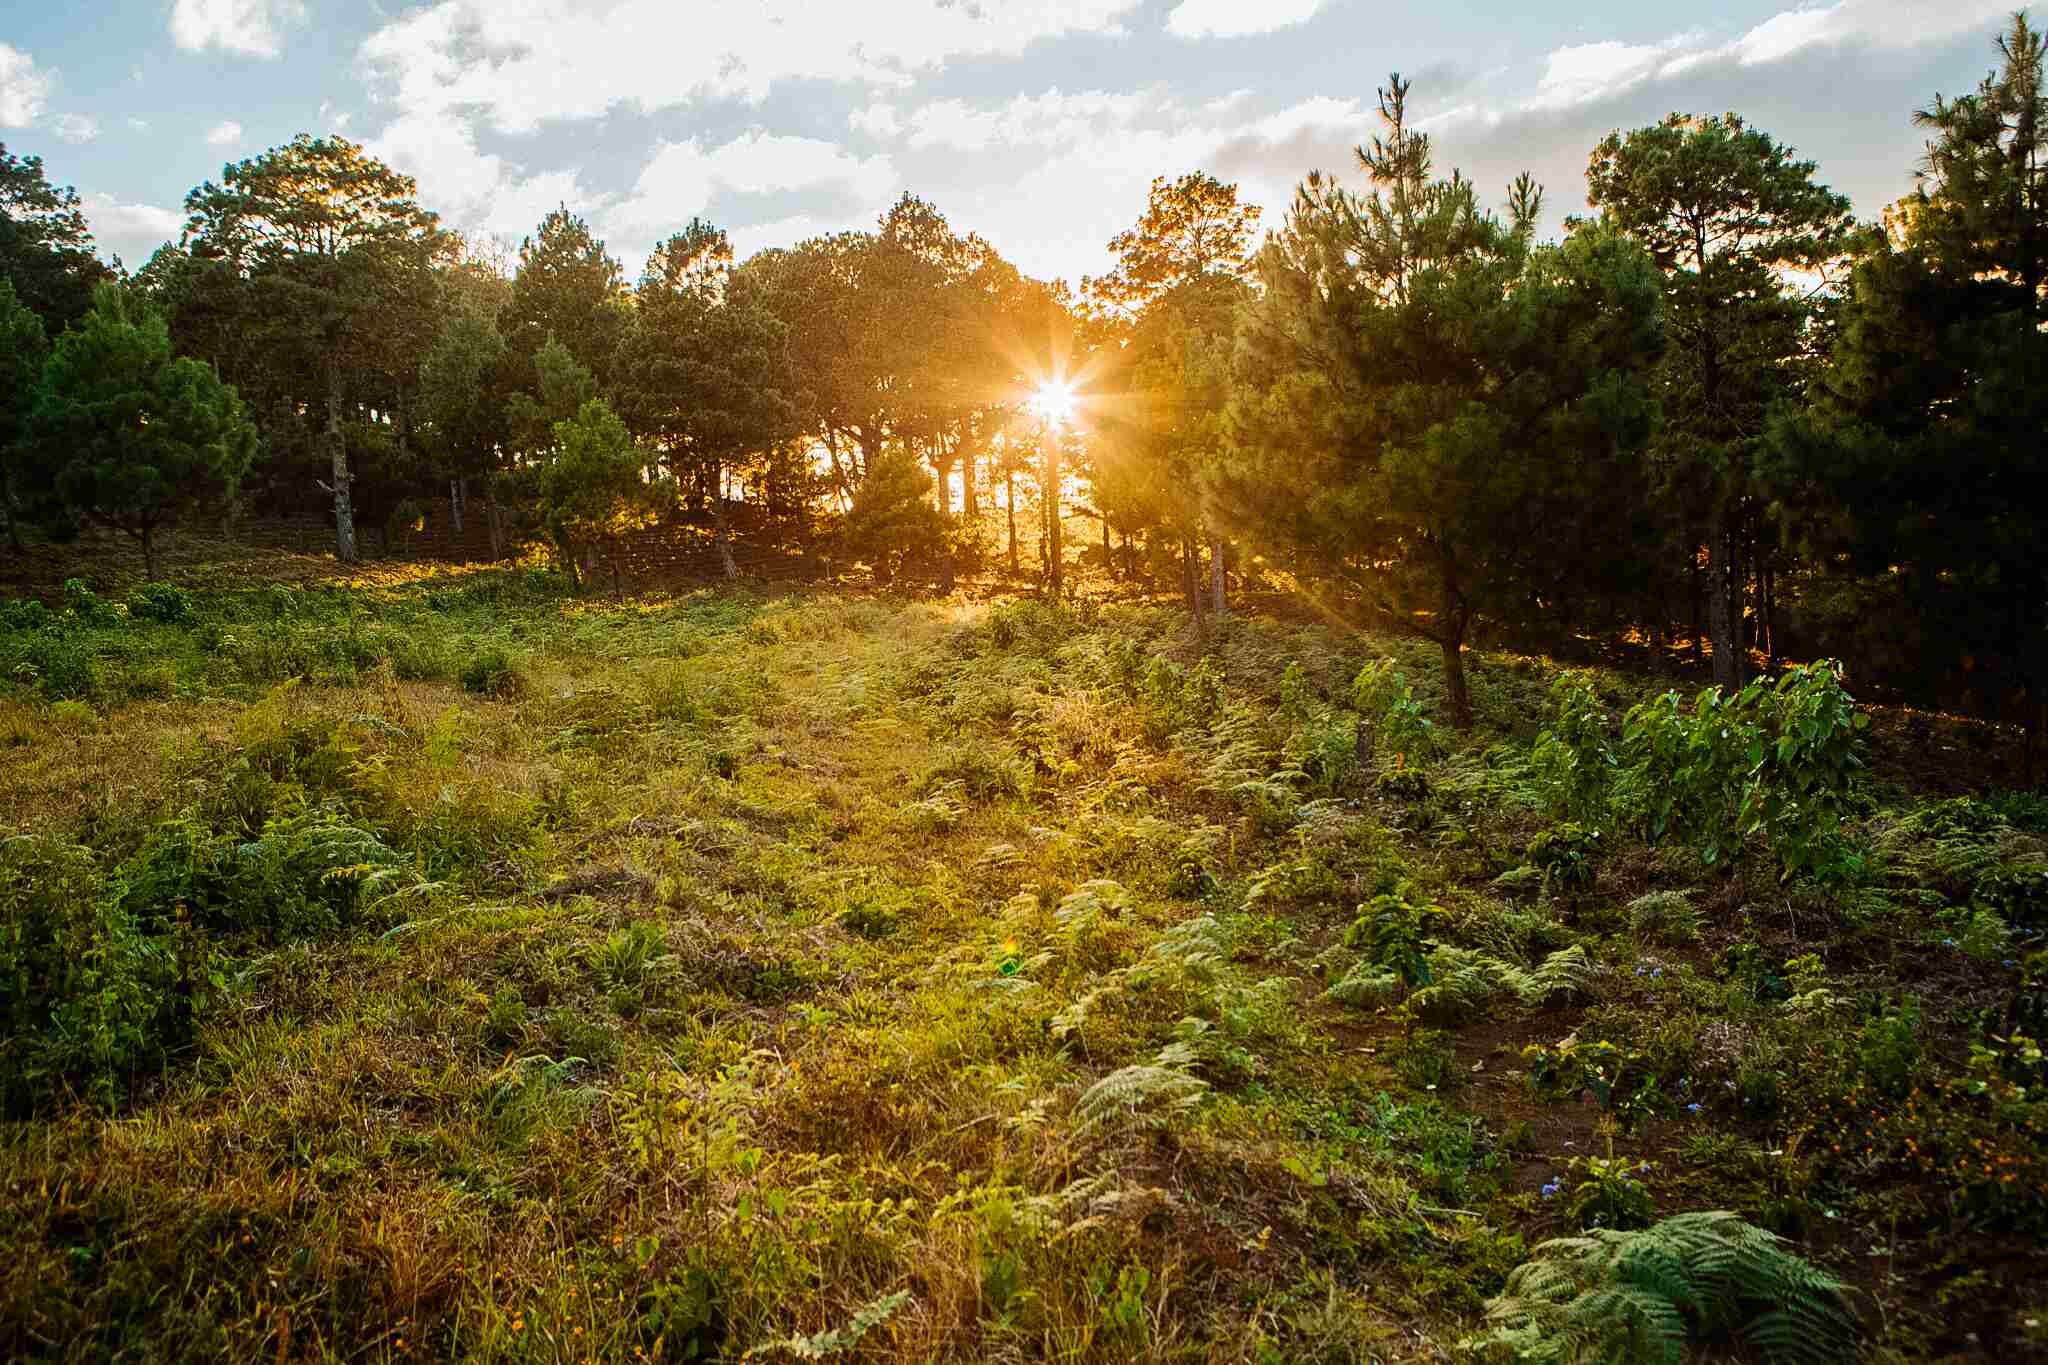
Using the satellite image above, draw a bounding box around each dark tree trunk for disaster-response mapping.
[450,479,464,536]
[1211,536,1226,615]
[712,463,738,581]
[486,475,505,561]
[326,355,356,563]
[1043,436,1062,600]
[1436,540,1474,728]
[1439,633,1473,730]
[1707,506,1746,691]
[1689,549,1704,667]
[1006,468,1018,576]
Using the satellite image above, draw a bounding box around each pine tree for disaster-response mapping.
[30,284,256,580]
[1583,114,1855,688]
[182,135,447,562]
[1225,77,1663,726]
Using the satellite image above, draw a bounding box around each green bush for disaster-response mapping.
[0,835,193,1109]
[1626,890,1701,945]
[61,578,122,628]
[15,632,97,701]
[460,644,526,698]
[122,803,415,942]
[128,582,194,625]
[0,598,50,633]
[1544,662,1867,882]
[1527,824,1602,894]
[1352,658,1438,763]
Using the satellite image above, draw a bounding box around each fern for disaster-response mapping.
[1470,1212,1858,1364]
[1076,1037,1210,1134]
[1627,890,1702,945]
[1323,963,1400,1007]
[752,1289,913,1359]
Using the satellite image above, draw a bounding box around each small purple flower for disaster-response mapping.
[1686,1102,1701,1114]
[1943,938,1957,947]
[2005,959,2020,969]
[1651,968,1663,979]
[1634,966,1645,977]
[1541,1182,1561,1199]
[1638,1161,1650,1172]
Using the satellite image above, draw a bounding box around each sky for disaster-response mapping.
[0,0,2024,283]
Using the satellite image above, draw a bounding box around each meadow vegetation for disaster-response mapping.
[0,556,2043,1362]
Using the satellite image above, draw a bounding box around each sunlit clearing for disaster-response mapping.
[1029,380,1077,425]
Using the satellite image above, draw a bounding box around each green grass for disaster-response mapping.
[0,566,2043,1361]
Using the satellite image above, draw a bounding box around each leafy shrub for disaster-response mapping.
[1855,998,1922,1095]
[1470,1211,1858,1364]
[0,598,50,633]
[460,644,526,698]
[1547,663,1867,882]
[128,582,194,625]
[0,835,195,1109]
[14,632,96,701]
[1135,655,1225,742]
[1345,882,1447,988]
[1626,891,1701,945]
[1528,673,1616,824]
[1352,658,1437,763]
[1527,824,1601,894]
[123,803,415,942]
[1283,707,1360,795]
[1564,1155,1657,1231]
[1377,766,1432,802]
[61,578,122,628]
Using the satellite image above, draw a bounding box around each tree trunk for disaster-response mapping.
[450,479,464,535]
[1211,536,1226,615]
[1043,434,1062,600]
[712,463,738,581]
[486,476,505,561]
[1437,543,1474,728]
[1439,633,1473,730]
[1707,506,1746,691]
[1689,551,1704,666]
[140,524,157,583]
[326,355,356,563]
[1006,468,1019,576]
[962,448,977,519]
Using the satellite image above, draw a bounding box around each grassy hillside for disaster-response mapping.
[0,566,2042,1362]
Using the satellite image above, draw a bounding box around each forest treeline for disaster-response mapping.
[0,15,2043,744]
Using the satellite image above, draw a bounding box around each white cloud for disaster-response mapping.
[170,0,309,59]
[207,119,244,145]
[360,0,1143,134]
[900,88,1174,152]
[79,192,186,266]
[0,43,54,128]
[369,111,592,245]
[606,131,898,258]
[1165,0,1326,40]
[1501,0,2011,116]
[49,113,99,143]
[849,104,902,139]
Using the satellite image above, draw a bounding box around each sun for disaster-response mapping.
[1028,379,1077,426]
